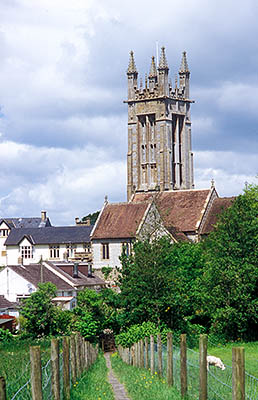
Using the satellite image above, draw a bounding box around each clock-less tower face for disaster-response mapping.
[125,49,194,201]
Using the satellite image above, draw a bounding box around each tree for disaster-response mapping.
[117,237,204,331]
[20,282,71,337]
[198,184,258,341]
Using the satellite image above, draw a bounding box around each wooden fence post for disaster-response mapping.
[63,337,70,400]
[157,334,163,376]
[30,346,43,400]
[180,334,187,398]
[232,347,245,400]
[135,342,139,367]
[145,337,149,369]
[167,332,173,386]
[75,334,81,378]
[70,335,76,385]
[0,377,6,400]
[150,335,155,375]
[199,334,207,400]
[140,339,144,368]
[131,344,136,366]
[51,338,60,400]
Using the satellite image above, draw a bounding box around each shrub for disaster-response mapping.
[0,328,13,342]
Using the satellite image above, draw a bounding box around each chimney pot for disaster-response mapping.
[41,211,47,221]
[75,217,80,225]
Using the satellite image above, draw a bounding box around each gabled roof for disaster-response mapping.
[131,189,214,232]
[91,202,150,239]
[201,197,236,234]
[8,264,74,290]
[5,225,93,246]
[0,217,51,229]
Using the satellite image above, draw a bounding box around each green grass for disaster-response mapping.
[71,352,114,400]
[111,352,181,400]
[0,338,51,399]
[207,341,258,377]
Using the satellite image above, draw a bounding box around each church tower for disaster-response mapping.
[125,48,194,201]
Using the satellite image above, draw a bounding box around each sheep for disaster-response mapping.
[207,355,226,371]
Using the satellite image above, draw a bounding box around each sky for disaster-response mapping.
[0,0,257,225]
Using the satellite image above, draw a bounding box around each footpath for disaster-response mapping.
[104,353,130,400]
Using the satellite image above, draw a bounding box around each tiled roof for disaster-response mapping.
[0,295,17,309]
[0,217,51,228]
[201,197,235,234]
[8,264,74,290]
[132,189,212,232]
[91,202,150,239]
[5,225,93,246]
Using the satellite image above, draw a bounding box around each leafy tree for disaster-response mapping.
[82,211,100,225]
[117,237,204,331]
[198,184,258,341]
[20,282,71,337]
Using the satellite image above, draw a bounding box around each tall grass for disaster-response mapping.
[71,352,114,400]
[111,352,181,400]
[0,337,51,399]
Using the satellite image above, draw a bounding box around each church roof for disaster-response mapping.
[91,202,150,239]
[200,197,235,235]
[131,189,213,232]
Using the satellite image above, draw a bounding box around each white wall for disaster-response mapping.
[0,222,10,266]
[0,267,37,302]
[6,242,88,265]
[92,239,131,270]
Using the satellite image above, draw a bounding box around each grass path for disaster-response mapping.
[71,352,115,400]
[111,352,182,400]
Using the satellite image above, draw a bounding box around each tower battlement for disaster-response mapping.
[125,47,194,201]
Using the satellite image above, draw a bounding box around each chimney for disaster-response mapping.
[78,262,88,276]
[73,263,78,278]
[41,211,47,221]
[75,217,80,225]
[88,263,93,277]
[85,217,91,226]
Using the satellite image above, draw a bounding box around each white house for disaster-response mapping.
[0,260,105,312]
[4,225,93,266]
[0,211,51,266]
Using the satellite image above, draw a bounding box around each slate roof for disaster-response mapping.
[5,225,93,246]
[0,217,51,228]
[8,264,74,290]
[0,295,17,310]
[91,202,150,239]
[201,197,235,234]
[132,189,213,232]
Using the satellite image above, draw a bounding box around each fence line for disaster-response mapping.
[118,333,258,400]
[0,334,98,400]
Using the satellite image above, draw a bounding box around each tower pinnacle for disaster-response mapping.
[149,56,157,77]
[158,46,169,70]
[179,51,189,73]
[127,50,137,74]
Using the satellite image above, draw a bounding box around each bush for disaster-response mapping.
[0,328,13,342]
[74,312,100,342]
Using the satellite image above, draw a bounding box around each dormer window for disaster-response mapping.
[0,229,9,237]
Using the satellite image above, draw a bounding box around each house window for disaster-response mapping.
[122,242,132,257]
[66,244,76,258]
[0,229,9,237]
[84,242,91,253]
[21,246,33,259]
[102,243,109,260]
[49,245,60,259]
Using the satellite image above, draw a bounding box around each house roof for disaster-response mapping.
[131,189,213,232]
[8,264,74,290]
[0,295,17,310]
[201,197,235,234]
[0,217,51,229]
[5,225,93,246]
[91,202,150,239]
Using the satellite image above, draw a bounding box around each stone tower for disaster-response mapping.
[125,47,194,201]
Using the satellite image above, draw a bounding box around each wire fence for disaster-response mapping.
[3,335,98,400]
[119,334,258,400]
